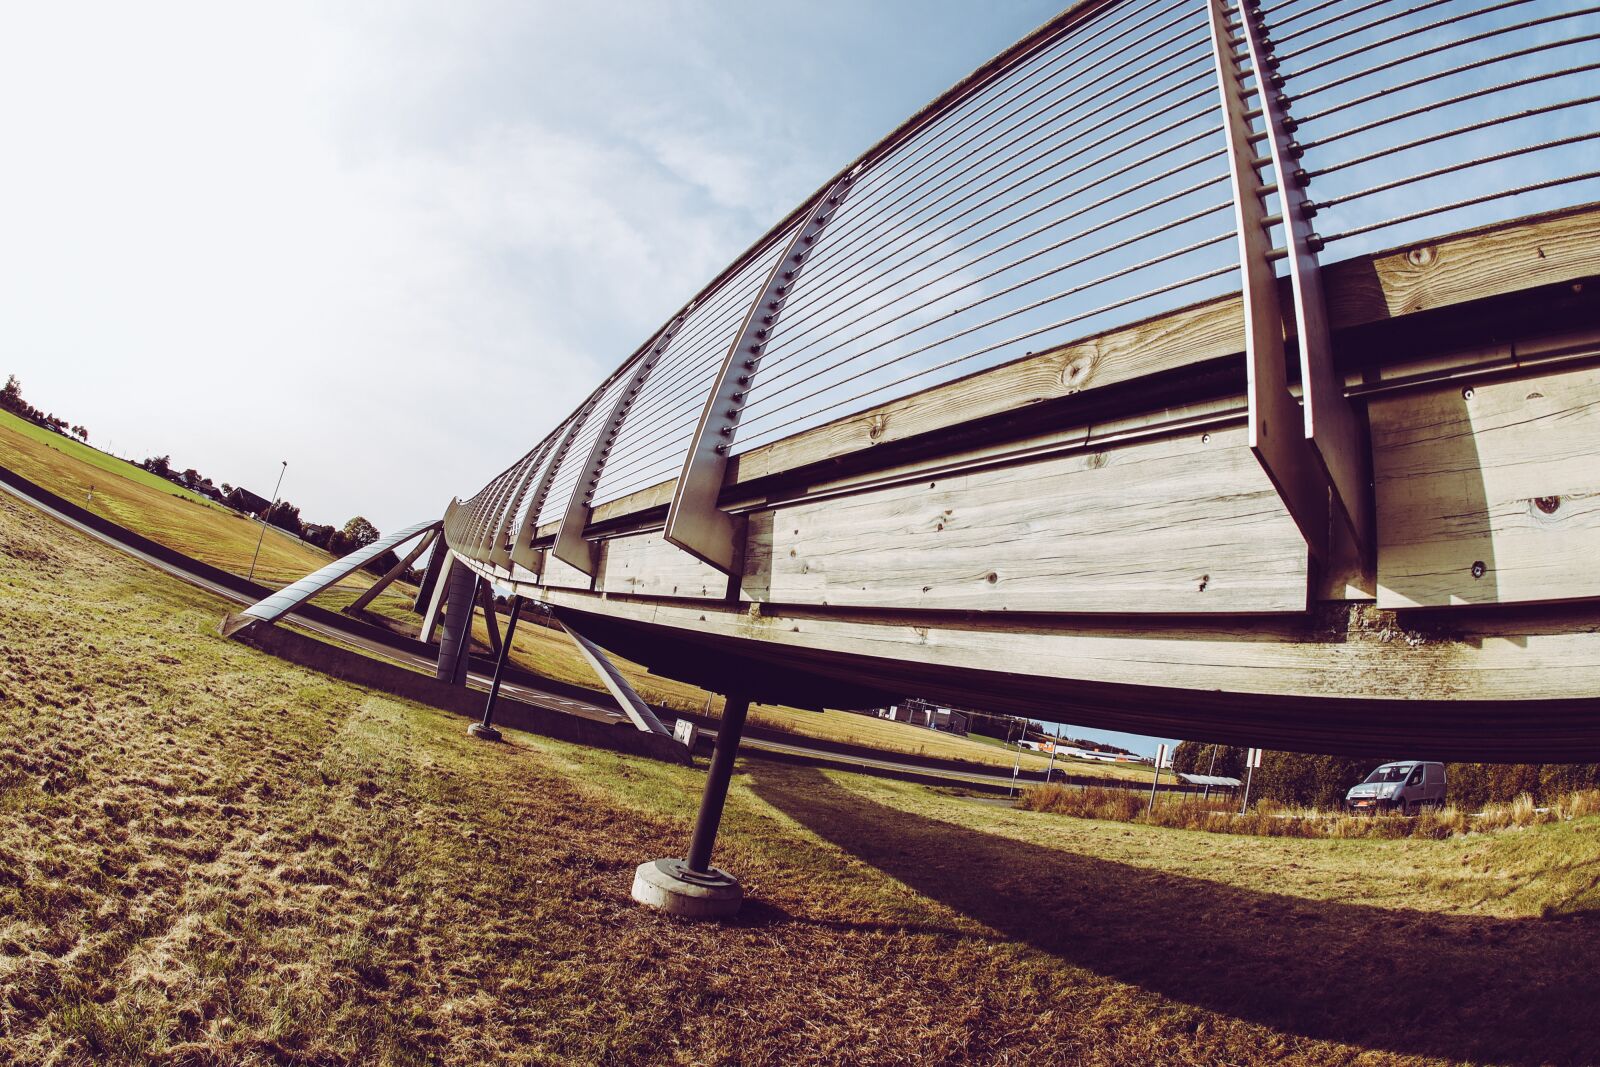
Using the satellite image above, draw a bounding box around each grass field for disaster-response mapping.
[0,413,1137,778]
[5,488,1600,1064]
[0,410,417,618]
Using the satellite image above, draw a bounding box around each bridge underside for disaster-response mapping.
[531,592,1600,763]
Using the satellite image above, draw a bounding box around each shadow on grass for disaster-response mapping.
[750,766,1600,1066]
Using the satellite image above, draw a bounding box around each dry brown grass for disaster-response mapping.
[7,489,1600,1064]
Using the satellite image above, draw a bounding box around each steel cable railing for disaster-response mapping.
[448,0,1600,574]
[1273,0,1600,258]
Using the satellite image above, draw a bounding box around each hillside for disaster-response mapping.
[3,490,1599,1064]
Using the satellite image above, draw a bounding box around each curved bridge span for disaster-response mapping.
[434,0,1600,761]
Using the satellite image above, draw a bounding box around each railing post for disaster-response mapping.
[469,594,524,741]
[1235,0,1371,557]
[1208,0,1371,561]
[1208,0,1328,560]
[507,404,597,579]
[489,437,557,573]
[551,313,689,575]
[664,168,863,574]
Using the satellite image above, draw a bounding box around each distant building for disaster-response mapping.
[224,486,272,515]
[878,697,969,735]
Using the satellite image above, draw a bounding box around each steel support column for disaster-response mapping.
[685,692,750,874]
[476,577,502,658]
[348,527,437,616]
[665,169,862,573]
[411,529,448,615]
[630,690,750,918]
[434,555,478,686]
[469,595,523,741]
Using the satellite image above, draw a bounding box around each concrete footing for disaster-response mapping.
[467,722,502,742]
[631,858,742,919]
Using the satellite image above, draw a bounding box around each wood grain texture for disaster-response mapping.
[742,424,1307,613]
[540,553,594,592]
[597,531,731,600]
[1324,206,1600,327]
[1373,365,1600,608]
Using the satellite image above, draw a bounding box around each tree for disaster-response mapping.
[1172,741,1246,780]
[265,500,303,537]
[142,455,172,478]
[0,374,21,411]
[342,516,380,549]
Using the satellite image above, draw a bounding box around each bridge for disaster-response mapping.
[237,0,1599,912]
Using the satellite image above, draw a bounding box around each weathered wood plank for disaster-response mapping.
[1323,204,1600,326]
[741,424,1307,614]
[1373,364,1600,608]
[597,530,731,600]
[541,553,593,592]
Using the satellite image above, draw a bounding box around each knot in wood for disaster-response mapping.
[1059,350,1098,393]
[1405,245,1436,267]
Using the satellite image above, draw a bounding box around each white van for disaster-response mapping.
[1344,762,1447,814]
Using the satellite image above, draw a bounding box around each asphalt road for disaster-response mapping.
[3,475,1045,791]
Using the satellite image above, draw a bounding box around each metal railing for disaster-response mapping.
[444,0,1600,578]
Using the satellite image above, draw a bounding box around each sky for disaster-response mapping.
[3,1,1594,759]
[0,0,1059,530]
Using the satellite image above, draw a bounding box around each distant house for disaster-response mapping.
[223,486,272,515]
[877,697,969,735]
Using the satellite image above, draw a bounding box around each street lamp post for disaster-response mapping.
[247,460,288,584]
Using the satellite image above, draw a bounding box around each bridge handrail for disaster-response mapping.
[446,0,1600,581]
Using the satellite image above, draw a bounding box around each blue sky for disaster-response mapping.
[3,1,1595,757]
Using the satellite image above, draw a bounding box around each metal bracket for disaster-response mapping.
[465,462,519,561]
[664,168,862,574]
[552,609,674,738]
[488,438,558,572]
[1209,0,1372,560]
[551,312,689,575]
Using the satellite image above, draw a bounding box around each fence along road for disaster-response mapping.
[434,0,1600,763]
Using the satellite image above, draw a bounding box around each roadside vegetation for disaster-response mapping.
[1021,784,1600,841]
[6,489,1600,1064]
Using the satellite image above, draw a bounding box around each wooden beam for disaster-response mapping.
[597,530,733,600]
[525,585,1600,712]
[741,423,1308,614]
